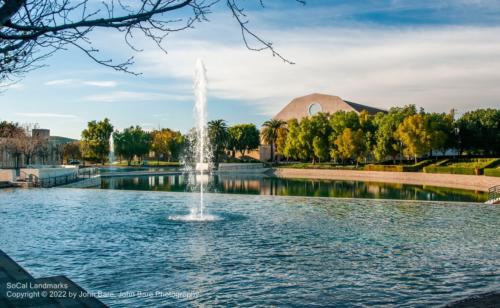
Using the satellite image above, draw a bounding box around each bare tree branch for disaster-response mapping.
[0,0,305,82]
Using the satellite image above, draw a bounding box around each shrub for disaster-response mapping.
[364,159,433,172]
[484,168,500,177]
[423,166,481,175]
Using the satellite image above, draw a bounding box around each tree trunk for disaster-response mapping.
[415,155,418,164]
[270,143,274,163]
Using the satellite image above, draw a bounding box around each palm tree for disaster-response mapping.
[208,119,228,169]
[261,119,286,163]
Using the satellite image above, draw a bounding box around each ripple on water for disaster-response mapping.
[0,189,499,307]
[168,213,221,222]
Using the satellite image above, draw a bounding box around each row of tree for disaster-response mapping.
[261,106,500,165]
[78,118,261,166]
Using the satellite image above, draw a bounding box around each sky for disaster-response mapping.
[1,0,500,139]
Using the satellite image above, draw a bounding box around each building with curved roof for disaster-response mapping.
[256,93,386,161]
[273,93,385,121]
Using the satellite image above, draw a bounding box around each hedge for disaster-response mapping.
[423,158,500,176]
[364,160,433,172]
[484,168,500,177]
[423,166,481,175]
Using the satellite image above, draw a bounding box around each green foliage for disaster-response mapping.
[227,124,260,156]
[426,112,455,155]
[423,159,499,175]
[81,118,113,164]
[373,105,416,162]
[279,162,362,170]
[208,119,228,169]
[113,126,151,166]
[457,109,500,155]
[423,166,481,175]
[364,159,432,172]
[150,128,184,163]
[484,168,500,177]
[395,114,430,163]
[332,128,367,165]
[275,126,288,157]
[283,119,300,160]
[261,119,286,162]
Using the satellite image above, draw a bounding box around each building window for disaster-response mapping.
[308,103,322,116]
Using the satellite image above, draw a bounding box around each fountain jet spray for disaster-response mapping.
[194,58,208,218]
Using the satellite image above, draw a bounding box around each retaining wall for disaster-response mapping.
[272,168,500,192]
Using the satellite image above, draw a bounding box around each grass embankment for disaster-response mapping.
[277,163,363,170]
[423,158,500,176]
[364,160,433,172]
[278,158,500,177]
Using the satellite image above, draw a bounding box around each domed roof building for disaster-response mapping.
[256,93,386,161]
[273,93,385,121]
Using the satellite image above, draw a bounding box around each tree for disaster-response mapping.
[310,113,331,163]
[332,128,367,167]
[227,124,260,157]
[395,114,430,163]
[426,112,455,156]
[261,119,286,163]
[283,119,300,160]
[113,126,151,166]
[208,119,228,169]
[373,105,417,163]
[0,0,301,82]
[62,141,82,163]
[457,109,500,155]
[275,126,288,160]
[150,128,184,164]
[81,118,113,164]
[19,125,48,165]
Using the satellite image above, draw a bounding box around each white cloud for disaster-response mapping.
[83,80,117,87]
[44,79,78,86]
[16,113,78,119]
[44,79,117,87]
[83,91,190,103]
[134,25,500,116]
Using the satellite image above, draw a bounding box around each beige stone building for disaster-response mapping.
[0,129,67,169]
[256,93,386,161]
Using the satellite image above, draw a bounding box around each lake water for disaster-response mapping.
[0,189,498,307]
[100,174,488,203]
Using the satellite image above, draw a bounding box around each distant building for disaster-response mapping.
[257,93,386,161]
[0,129,71,169]
[273,93,385,121]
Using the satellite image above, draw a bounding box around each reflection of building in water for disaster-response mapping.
[251,93,386,161]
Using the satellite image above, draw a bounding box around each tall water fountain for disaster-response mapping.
[169,59,217,222]
[108,134,115,165]
[194,58,209,217]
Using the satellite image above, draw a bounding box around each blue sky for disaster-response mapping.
[1,0,500,139]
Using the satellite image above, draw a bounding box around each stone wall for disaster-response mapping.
[0,169,16,182]
[21,166,77,179]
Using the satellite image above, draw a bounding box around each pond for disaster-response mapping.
[100,174,488,203]
[1,189,498,307]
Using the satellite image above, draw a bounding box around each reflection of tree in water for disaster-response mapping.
[100,174,487,202]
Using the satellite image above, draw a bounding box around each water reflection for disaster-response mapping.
[100,174,487,202]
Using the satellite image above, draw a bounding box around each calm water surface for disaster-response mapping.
[101,174,488,202]
[0,189,499,307]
